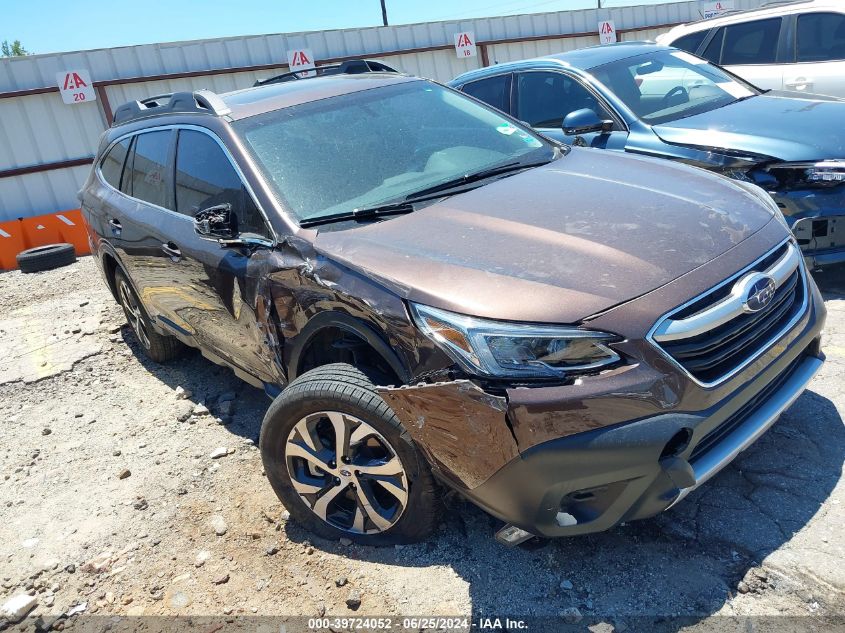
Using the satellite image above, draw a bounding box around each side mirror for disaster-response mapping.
[195,204,236,240]
[562,108,614,136]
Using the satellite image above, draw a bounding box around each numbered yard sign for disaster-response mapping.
[598,20,616,45]
[454,32,477,58]
[287,48,316,73]
[702,1,735,18]
[56,70,96,105]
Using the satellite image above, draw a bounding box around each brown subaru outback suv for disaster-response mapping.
[80,62,825,546]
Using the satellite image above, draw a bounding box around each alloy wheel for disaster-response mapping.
[118,279,152,349]
[284,411,409,535]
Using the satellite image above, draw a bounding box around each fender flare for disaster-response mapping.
[286,310,411,384]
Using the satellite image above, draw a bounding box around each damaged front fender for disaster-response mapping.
[377,381,518,490]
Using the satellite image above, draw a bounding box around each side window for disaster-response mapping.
[100,138,131,190]
[461,75,512,113]
[672,30,710,55]
[516,72,611,129]
[702,27,725,63]
[128,130,172,209]
[175,129,269,238]
[797,13,845,62]
[722,18,782,65]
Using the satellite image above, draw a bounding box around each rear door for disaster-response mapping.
[513,70,628,148]
[790,11,845,97]
[702,18,786,91]
[113,129,181,322]
[83,136,132,253]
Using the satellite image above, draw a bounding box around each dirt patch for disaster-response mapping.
[1,258,843,630]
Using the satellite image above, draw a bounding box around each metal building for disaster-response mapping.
[0,0,759,222]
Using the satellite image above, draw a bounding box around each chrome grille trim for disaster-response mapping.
[647,238,809,389]
[653,242,801,343]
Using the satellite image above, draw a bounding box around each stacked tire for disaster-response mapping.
[15,243,76,273]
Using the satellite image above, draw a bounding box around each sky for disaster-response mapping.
[4,0,680,55]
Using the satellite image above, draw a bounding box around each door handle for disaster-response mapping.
[108,218,122,235]
[785,77,812,91]
[161,242,182,261]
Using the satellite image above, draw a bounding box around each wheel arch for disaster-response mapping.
[287,311,411,386]
[96,240,130,302]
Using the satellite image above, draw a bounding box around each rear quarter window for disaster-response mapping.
[100,138,131,190]
[672,30,709,55]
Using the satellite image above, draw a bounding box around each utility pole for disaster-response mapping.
[380,0,388,25]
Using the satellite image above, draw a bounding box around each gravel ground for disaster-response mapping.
[0,256,843,632]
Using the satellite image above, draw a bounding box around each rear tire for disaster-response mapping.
[16,243,76,273]
[114,268,183,363]
[260,363,439,545]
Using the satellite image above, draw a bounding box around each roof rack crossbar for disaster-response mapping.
[253,59,398,87]
[112,89,231,126]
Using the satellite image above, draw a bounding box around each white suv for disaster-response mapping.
[657,0,845,97]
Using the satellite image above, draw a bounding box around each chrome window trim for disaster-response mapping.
[95,124,278,246]
[646,236,810,389]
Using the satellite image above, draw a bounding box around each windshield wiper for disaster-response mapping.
[299,157,557,228]
[299,200,416,228]
[405,159,551,200]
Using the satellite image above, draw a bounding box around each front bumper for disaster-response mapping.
[464,342,822,537]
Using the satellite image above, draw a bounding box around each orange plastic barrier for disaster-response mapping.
[0,209,91,271]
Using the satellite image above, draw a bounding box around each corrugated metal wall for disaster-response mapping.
[0,0,761,221]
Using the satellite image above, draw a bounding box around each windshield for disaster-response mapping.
[591,50,759,125]
[233,81,554,224]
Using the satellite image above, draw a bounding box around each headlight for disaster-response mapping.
[410,303,620,379]
[768,160,845,188]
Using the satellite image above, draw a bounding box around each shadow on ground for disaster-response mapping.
[118,264,845,629]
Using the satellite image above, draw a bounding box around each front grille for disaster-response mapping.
[651,241,807,385]
[689,353,805,462]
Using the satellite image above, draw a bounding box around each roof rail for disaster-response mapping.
[690,0,808,22]
[760,0,809,7]
[112,89,231,126]
[253,59,399,87]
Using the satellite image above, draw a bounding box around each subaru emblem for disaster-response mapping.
[742,275,777,312]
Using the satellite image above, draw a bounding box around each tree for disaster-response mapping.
[1,40,29,57]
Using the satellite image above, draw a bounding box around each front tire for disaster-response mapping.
[114,268,183,363]
[260,363,439,545]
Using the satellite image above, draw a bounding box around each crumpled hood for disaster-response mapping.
[314,147,777,323]
[654,93,845,162]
